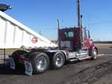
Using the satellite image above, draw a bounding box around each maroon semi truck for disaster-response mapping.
[9,27,98,75]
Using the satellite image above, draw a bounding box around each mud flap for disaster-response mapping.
[9,57,15,70]
[24,61,33,76]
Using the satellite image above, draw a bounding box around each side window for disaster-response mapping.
[64,31,74,38]
[64,32,68,38]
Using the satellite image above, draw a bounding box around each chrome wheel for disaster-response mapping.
[35,56,48,72]
[89,48,98,60]
[92,49,97,59]
[55,54,64,67]
[53,52,65,69]
[31,52,49,73]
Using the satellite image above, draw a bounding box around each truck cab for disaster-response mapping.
[59,27,95,51]
[58,27,98,60]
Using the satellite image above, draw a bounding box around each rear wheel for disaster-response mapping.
[30,52,49,73]
[52,52,65,69]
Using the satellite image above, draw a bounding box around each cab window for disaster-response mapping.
[64,31,74,38]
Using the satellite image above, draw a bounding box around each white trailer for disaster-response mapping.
[0,11,57,49]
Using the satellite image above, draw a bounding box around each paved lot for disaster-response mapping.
[0,46,112,84]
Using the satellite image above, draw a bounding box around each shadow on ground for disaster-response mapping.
[0,63,25,75]
[110,46,112,48]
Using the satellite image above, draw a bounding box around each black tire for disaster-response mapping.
[89,48,98,60]
[52,52,65,69]
[30,52,49,73]
[11,50,28,69]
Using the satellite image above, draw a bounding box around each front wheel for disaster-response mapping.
[89,48,98,60]
[52,52,65,69]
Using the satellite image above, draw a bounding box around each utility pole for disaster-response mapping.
[57,19,61,49]
[77,0,83,49]
[77,0,81,27]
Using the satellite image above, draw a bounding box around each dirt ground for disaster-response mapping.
[95,43,112,49]
[61,43,112,84]
[59,59,112,84]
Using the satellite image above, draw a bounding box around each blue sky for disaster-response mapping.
[0,0,112,41]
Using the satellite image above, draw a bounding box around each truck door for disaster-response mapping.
[59,28,74,51]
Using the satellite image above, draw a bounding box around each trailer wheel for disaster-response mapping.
[31,52,49,73]
[52,52,65,69]
[89,48,98,60]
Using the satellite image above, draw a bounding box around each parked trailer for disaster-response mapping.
[0,11,57,49]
